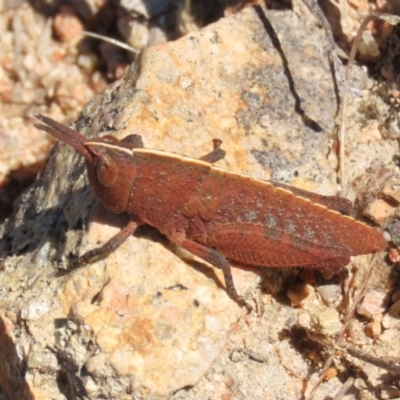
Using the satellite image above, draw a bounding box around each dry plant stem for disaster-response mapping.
[276,346,306,382]
[305,353,335,400]
[229,347,269,363]
[305,254,378,400]
[308,334,400,374]
[346,346,400,374]
[81,31,140,54]
[254,287,264,317]
[339,12,400,185]
[340,254,378,330]
[229,347,306,382]
[308,333,400,375]
[332,376,355,400]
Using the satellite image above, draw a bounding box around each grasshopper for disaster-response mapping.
[34,113,387,312]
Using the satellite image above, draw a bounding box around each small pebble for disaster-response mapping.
[357,289,390,319]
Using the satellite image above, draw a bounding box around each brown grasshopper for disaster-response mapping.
[34,113,387,312]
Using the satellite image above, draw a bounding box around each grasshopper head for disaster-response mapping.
[84,137,137,214]
[34,114,138,214]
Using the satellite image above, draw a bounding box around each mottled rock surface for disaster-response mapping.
[0,5,398,400]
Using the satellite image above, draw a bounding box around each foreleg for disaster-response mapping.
[74,220,139,267]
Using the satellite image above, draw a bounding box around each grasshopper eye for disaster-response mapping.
[96,154,118,187]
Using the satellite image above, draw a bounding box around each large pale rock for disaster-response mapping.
[2,6,392,400]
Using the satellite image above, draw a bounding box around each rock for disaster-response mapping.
[0,5,376,400]
[315,283,342,308]
[365,316,382,338]
[357,289,391,319]
[53,5,84,43]
[287,283,315,307]
[310,307,342,336]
